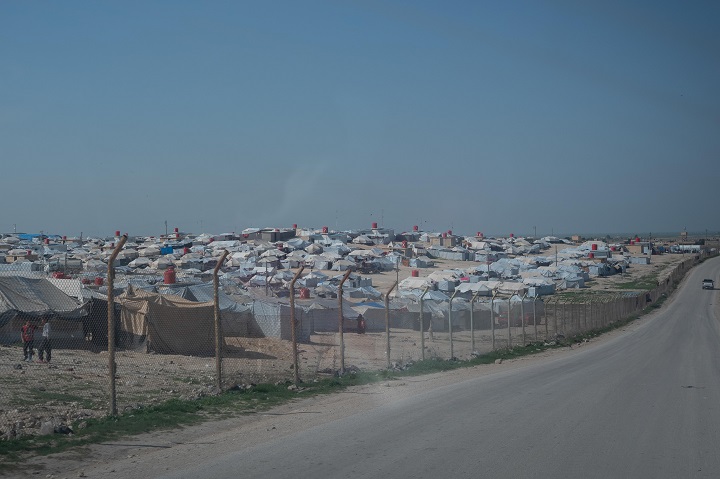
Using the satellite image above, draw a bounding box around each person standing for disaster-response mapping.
[21,320,36,362]
[38,318,52,363]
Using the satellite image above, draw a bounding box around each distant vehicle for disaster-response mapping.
[702,279,714,290]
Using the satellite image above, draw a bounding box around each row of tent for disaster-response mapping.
[0,275,545,356]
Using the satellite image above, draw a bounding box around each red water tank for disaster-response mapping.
[592,243,598,251]
[164,267,176,284]
[448,230,452,236]
[183,247,190,254]
[589,253,595,259]
[293,224,297,229]
[94,277,104,286]
[413,225,418,231]
[299,288,310,299]
[322,226,328,233]
[411,270,419,277]
[372,222,378,229]
[510,233,514,238]
[174,227,179,233]
[115,230,121,237]
[44,238,49,244]
[402,240,408,248]
[52,272,66,279]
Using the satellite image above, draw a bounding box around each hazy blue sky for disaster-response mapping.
[2,1,718,238]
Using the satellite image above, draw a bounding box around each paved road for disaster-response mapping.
[66,257,720,479]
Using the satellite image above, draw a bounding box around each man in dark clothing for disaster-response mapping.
[21,320,36,362]
[38,318,52,363]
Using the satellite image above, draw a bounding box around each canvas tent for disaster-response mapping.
[156,283,253,337]
[116,287,216,355]
[0,276,88,345]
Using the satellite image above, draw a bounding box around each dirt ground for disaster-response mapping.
[0,249,690,442]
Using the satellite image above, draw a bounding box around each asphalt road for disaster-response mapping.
[61,256,720,479]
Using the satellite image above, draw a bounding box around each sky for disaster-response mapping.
[1,1,718,239]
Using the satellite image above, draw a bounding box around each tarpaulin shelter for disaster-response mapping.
[116,287,216,355]
[0,276,88,344]
[156,283,253,337]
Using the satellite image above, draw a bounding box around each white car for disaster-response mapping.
[702,279,714,290]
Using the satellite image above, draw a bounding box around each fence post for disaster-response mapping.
[107,234,128,416]
[420,287,429,360]
[213,250,230,391]
[507,297,512,348]
[449,290,458,359]
[471,291,481,353]
[490,292,497,350]
[533,296,538,341]
[385,281,398,369]
[521,293,527,346]
[553,299,558,336]
[338,269,352,375]
[289,266,305,386]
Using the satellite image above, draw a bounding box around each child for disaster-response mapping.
[21,320,36,362]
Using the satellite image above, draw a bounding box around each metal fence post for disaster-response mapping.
[507,296,512,348]
[385,281,398,369]
[107,234,127,416]
[289,266,305,386]
[338,270,352,375]
[420,287,429,360]
[491,292,497,350]
[213,250,229,391]
[471,291,481,353]
[533,296,538,341]
[449,290,458,359]
[521,293,527,346]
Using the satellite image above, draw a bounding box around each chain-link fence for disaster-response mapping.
[0,239,712,440]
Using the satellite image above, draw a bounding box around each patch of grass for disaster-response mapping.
[555,290,618,302]
[615,273,659,291]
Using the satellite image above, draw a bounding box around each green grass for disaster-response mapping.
[615,273,659,291]
[554,290,619,302]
